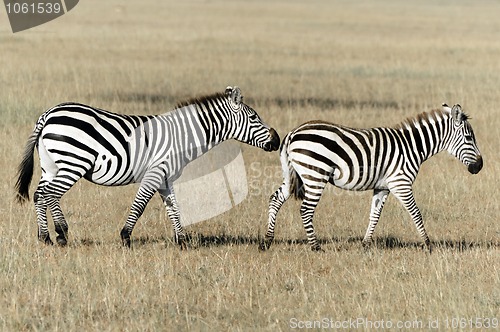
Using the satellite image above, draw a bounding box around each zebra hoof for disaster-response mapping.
[362,240,373,250]
[311,246,324,252]
[39,235,54,245]
[56,237,68,246]
[175,234,188,250]
[179,241,188,250]
[120,229,132,248]
[177,239,188,250]
[419,239,432,253]
[259,240,272,251]
[55,225,68,246]
[121,237,131,248]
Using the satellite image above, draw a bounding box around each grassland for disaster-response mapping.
[1,0,499,331]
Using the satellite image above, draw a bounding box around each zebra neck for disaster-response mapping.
[194,105,233,149]
[396,114,451,164]
[159,105,214,161]
[168,102,236,160]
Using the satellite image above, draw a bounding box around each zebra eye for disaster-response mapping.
[464,135,473,142]
[249,113,258,121]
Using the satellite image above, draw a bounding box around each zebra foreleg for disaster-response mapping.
[390,185,431,252]
[259,184,289,251]
[362,189,389,248]
[121,177,160,247]
[159,185,187,250]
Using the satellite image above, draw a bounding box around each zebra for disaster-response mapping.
[15,86,280,248]
[260,103,483,252]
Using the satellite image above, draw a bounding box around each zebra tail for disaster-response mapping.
[15,116,44,204]
[289,166,305,200]
[281,132,305,201]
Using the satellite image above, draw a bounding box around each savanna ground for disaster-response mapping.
[1,0,499,331]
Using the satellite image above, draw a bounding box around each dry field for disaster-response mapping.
[1,0,499,331]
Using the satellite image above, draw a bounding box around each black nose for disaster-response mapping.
[468,155,483,174]
[264,128,280,151]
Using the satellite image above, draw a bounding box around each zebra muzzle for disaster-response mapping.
[264,128,280,152]
[468,155,483,174]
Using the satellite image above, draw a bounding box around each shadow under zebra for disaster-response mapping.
[75,234,498,252]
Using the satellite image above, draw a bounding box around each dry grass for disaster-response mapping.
[1,0,499,331]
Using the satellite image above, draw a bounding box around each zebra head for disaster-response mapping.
[224,86,280,152]
[443,103,483,174]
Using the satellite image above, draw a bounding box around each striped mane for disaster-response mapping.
[395,107,471,131]
[175,92,227,110]
[394,108,448,131]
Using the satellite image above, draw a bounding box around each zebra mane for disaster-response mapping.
[395,108,450,130]
[175,92,227,110]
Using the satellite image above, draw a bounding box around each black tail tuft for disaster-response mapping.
[15,133,38,204]
[280,132,305,201]
[289,167,305,200]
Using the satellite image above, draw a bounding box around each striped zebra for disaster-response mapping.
[15,86,280,248]
[260,104,482,252]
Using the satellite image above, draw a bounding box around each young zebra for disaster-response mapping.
[260,104,483,252]
[16,86,280,248]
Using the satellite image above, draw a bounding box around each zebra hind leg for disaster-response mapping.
[300,200,324,252]
[299,180,328,252]
[47,195,69,246]
[259,184,289,251]
[34,180,53,245]
[41,169,84,246]
[159,185,187,250]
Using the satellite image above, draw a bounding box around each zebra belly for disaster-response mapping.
[329,172,373,191]
[329,176,384,191]
[325,154,392,191]
[84,152,134,186]
[312,149,370,191]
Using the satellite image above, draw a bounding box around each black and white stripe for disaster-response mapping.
[260,104,482,251]
[16,86,280,247]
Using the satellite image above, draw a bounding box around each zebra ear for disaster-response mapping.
[226,86,243,107]
[450,104,466,123]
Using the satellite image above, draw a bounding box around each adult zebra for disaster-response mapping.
[260,104,482,252]
[16,86,280,248]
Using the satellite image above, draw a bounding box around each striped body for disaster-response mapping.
[261,104,482,251]
[290,123,408,191]
[40,103,215,187]
[16,87,280,247]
